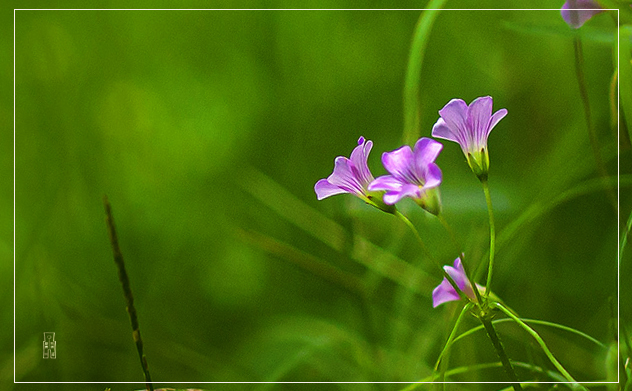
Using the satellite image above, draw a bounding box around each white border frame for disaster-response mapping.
[13,7,621,387]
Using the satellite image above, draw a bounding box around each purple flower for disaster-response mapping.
[368,137,443,215]
[561,0,605,29]
[432,257,484,308]
[431,96,507,181]
[315,137,394,213]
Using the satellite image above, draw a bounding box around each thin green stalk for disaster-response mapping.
[621,208,632,260]
[104,196,154,391]
[492,302,586,390]
[394,211,463,301]
[479,316,523,390]
[404,360,570,388]
[436,213,460,255]
[432,303,472,379]
[481,179,496,299]
[395,210,433,261]
[452,318,607,350]
[573,35,618,211]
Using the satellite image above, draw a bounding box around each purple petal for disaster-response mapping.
[327,157,364,196]
[381,146,415,181]
[422,163,442,190]
[444,258,468,291]
[314,179,347,200]
[466,96,493,144]
[414,137,443,167]
[437,99,469,145]
[383,184,420,205]
[431,118,458,143]
[487,108,508,137]
[349,137,374,186]
[368,175,403,192]
[432,279,460,308]
[561,0,604,28]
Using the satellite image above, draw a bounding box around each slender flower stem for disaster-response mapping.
[481,179,496,299]
[104,196,154,391]
[395,210,432,260]
[573,35,617,212]
[433,303,472,380]
[492,302,585,389]
[394,210,463,298]
[436,213,460,254]
[479,315,523,390]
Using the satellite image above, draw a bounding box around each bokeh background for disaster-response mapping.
[5,2,632,390]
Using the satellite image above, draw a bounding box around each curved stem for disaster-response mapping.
[395,210,432,260]
[452,317,607,350]
[433,303,472,380]
[394,210,463,300]
[481,179,496,299]
[436,213,460,255]
[492,302,586,389]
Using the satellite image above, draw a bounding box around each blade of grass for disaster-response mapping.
[432,303,472,380]
[492,302,585,390]
[235,227,365,296]
[450,318,607,350]
[621,198,632,260]
[403,360,571,389]
[403,1,447,145]
[103,196,153,391]
[238,166,434,296]
[620,26,632,146]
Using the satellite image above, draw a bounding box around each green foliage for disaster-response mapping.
[7,4,631,389]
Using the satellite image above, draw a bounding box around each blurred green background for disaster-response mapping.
[6,3,632,390]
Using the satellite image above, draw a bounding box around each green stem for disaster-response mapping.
[492,302,586,389]
[104,196,154,391]
[452,317,607,350]
[395,210,432,260]
[479,315,523,389]
[394,211,463,301]
[436,213,460,254]
[481,179,496,299]
[621,208,632,260]
[573,35,617,212]
[433,303,472,380]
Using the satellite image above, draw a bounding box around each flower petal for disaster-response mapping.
[314,179,346,200]
[432,278,461,308]
[561,0,604,28]
[437,99,469,145]
[382,184,420,205]
[421,162,442,190]
[368,175,403,192]
[349,137,374,187]
[487,108,508,137]
[444,258,468,292]
[328,157,364,196]
[466,96,493,144]
[382,146,415,182]
[431,118,458,143]
[414,137,443,168]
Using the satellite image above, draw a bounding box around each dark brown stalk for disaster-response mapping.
[104,196,154,391]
